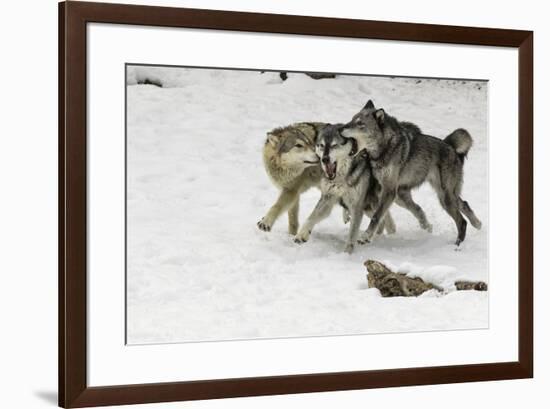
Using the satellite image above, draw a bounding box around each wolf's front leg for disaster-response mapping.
[345,205,364,254]
[294,194,337,244]
[359,187,396,244]
[346,156,368,187]
[257,189,298,232]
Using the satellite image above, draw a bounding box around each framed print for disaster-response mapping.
[59,1,533,407]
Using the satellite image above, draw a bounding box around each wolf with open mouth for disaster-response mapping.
[294,124,396,253]
[341,99,482,246]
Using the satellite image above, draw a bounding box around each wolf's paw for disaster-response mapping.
[288,224,299,235]
[385,225,397,235]
[294,230,310,244]
[344,243,355,254]
[357,233,371,245]
[342,209,350,224]
[471,219,482,230]
[422,223,433,233]
[257,218,273,232]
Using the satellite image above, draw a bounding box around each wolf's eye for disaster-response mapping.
[356,120,365,127]
[318,144,324,148]
[295,143,304,148]
[331,144,337,148]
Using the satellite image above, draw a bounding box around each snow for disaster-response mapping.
[126,66,488,345]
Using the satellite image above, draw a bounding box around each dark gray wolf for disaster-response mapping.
[341,100,482,246]
[294,124,396,253]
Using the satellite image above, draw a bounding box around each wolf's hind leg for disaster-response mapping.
[437,190,467,246]
[459,198,482,230]
[287,198,300,235]
[395,188,433,233]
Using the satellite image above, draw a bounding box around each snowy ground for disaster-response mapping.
[126,66,488,345]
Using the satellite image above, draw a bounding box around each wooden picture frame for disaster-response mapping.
[59,1,533,407]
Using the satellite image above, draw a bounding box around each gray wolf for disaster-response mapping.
[341,100,482,246]
[257,122,327,235]
[293,124,396,253]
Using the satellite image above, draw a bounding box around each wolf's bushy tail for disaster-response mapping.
[444,128,473,162]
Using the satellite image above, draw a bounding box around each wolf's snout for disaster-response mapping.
[321,156,330,164]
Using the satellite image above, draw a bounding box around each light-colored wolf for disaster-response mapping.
[342,100,482,246]
[294,124,396,254]
[257,122,327,235]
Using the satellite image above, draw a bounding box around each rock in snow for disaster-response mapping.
[365,260,487,297]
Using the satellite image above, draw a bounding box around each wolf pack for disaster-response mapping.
[258,99,482,254]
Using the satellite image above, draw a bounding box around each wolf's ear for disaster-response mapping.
[266,132,279,147]
[364,99,375,110]
[374,109,385,125]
